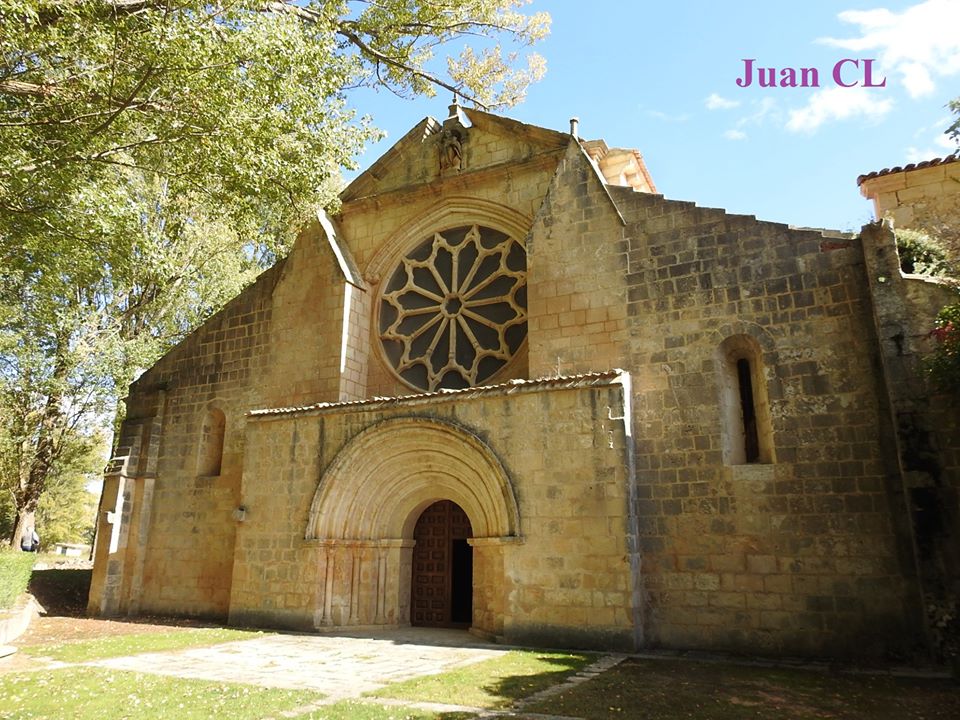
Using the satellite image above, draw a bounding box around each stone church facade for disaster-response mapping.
[88,104,960,659]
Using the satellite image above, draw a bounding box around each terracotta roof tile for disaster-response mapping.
[857,153,959,186]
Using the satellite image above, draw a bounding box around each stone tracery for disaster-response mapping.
[379,224,527,391]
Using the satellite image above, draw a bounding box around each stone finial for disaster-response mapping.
[570,117,580,139]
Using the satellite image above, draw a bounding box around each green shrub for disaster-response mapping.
[0,547,35,610]
[895,228,954,278]
[927,302,960,396]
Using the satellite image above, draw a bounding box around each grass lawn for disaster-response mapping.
[0,667,325,720]
[20,627,269,662]
[525,657,960,720]
[3,638,959,720]
[299,701,474,719]
[368,649,593,709]
[0,670,474,720]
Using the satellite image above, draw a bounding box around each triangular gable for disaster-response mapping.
[340,106,570,204]
[460,107,570,150]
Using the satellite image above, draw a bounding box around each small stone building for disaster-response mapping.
[88,104,960,659]
[859,154,960,262]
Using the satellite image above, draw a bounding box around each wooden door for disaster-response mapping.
[411,500,473,627]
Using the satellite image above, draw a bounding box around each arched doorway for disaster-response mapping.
[411,500,473,627]
[305,418,519,634]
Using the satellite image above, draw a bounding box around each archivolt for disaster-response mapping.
[306,417,520,541]
[364,196,532,285]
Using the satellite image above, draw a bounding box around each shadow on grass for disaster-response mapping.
[29,568,91,616]
[480,653,587,705]
[26,567,231,634]
[369,650,593,711]
[525,658,960,720]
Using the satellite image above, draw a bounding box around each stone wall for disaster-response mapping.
[861,221,960,651]
[615,191,922,657]
[526,143,629,376]
[521,147,926,657]
[132,263,285,618]
[88,111,569,621]
[91,205,398,618]
[91,248,345,618]
[859,160,960,654]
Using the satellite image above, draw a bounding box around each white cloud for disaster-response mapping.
[720,99,780,139]
[913,116,953,138]
[905,146,940,163]
[903,121,958,162]
[936,132,959,151]
[820,0,960,98]
[740,97,780,125]
[706,93,740,110]
[726,97,781,134]
[786,86,893,133]
[646,109,691,123]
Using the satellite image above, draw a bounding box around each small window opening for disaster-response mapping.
[717,335,775,465]
[736,358,760,463]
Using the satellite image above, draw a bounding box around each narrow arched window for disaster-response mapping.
[197,408,225,476]
[736,358,760,463]
[717,336,774,465]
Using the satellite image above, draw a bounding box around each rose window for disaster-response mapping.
[379,225,527,391]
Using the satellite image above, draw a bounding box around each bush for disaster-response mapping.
[895,228,954,278]
[927,302,960,396]
[0,547,35,610]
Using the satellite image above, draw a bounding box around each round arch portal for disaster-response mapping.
[306,417,520,542]
[305,417,519,632]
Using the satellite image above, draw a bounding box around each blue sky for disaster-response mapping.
[350,0,960,233]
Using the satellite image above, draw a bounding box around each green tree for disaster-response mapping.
[0,0,549,545]
[1,0,547,239]
[948,97,960,147]
[35,432,103,547]
[0,172,271,546]
[0,421,102,548]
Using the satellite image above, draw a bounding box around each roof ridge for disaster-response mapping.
[249,369,627,417]
[857,153,959,185]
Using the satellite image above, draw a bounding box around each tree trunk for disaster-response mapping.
[10,509,36,550]
[8,339,69,549]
